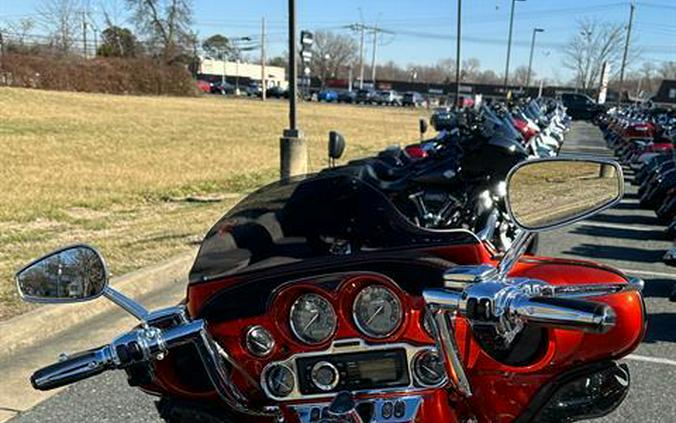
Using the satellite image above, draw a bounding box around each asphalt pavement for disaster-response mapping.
[7,122,675,422]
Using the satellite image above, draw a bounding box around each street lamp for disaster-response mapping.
[503,0,526,92]
[526,27,544,88]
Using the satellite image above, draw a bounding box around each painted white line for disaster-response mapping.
[620,198,639,204]
[573,221,663,232]
[625,354,676,367]
[620,268,676,279]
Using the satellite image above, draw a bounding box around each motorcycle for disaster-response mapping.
[16,156,645,422]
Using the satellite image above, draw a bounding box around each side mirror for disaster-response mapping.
[16,245,108,303]
[328,131,346,166]
[506,158,623,231]
[419,118,428,139]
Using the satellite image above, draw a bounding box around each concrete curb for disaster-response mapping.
[0,249,197,361]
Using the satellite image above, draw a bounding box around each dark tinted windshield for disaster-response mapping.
[189,172,477,283]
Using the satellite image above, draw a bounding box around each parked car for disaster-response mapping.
[210,81,236,95]
[266,86,287,99]
[337,90,356,103]
[402,91,424,107]
[195,80,211,94]
[355,89,377,104]
[317,89,338,102]
[560,93,606,120]
[375,90,403,106]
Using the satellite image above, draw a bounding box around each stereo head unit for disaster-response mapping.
[297,349,409,395]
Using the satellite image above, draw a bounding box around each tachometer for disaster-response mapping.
[353,285,403,338]
[289,293,337,344]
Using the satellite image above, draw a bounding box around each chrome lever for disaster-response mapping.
[422,289,472,397]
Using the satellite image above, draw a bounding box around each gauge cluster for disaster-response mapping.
[234,273,441,401]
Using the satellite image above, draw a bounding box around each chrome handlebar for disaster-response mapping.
[423,283,616,335]
[30,313,276,418]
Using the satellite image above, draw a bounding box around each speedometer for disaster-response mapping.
[289,293,337,344]
[353,285,403,338]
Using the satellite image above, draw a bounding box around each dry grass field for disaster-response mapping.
[0,88,425,319]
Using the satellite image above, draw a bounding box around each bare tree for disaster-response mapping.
[563,19,626,89]
[309,30,358,85]
[125,0,194,63]
[511,65,532,86]
[37,0,82,54]
[658,61,676,80]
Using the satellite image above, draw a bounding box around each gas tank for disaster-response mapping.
[410,157,463,187]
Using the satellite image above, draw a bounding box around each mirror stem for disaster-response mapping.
[497,230,534,280]
[103,286,150,322]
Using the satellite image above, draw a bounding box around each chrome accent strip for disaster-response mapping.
[260,339,442,402]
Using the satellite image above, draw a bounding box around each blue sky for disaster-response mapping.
[1,0,675,82]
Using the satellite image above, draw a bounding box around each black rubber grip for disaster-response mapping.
[31,346,113,390]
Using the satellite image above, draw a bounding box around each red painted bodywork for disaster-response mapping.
[145,241,645,422]
[512,118,539,142]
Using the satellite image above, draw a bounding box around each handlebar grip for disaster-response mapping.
[513,296,616,334]
[31,345,115,391]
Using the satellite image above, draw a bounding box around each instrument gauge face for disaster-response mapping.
[353,285,403,338]
[289,293,337,344]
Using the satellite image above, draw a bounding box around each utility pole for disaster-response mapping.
[280,0,306,180]
[503,0,525,92]
[358,25,365,89]
[454,0,462,107]
[370,27,378,85]
[82,10,88,58]
[618,1,635,106]
[261,17,266,101]
[526,27,544,88]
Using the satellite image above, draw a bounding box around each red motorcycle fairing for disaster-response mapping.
[138,241,645,423]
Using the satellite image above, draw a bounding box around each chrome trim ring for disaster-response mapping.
[245,325,275,357]
[310,361,340,391]
[352,285,403,339]
[289,293,337,345]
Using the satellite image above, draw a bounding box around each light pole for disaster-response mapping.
[280,0,306,180]
[503,0,526,92]
[454,0,462,107]
[526,27,544,88]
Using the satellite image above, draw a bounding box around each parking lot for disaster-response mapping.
[6,122,676,423]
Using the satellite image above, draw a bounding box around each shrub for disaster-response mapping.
[0,53,197,96]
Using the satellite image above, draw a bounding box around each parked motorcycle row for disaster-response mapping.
[14,96,649,422]
[324,97,571,253]
[597,106,676,269]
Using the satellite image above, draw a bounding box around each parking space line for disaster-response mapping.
[625,354,676,367]
[573,221,663,232]
[620,268,675,278]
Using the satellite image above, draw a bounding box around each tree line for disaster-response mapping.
[1,0,674,94]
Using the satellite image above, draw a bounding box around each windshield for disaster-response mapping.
[189,172,477,283]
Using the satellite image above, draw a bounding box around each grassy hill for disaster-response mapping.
[0,88,425,319]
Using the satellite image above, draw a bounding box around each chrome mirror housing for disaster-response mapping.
[16,245,108,303]
[505,157,623,232]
